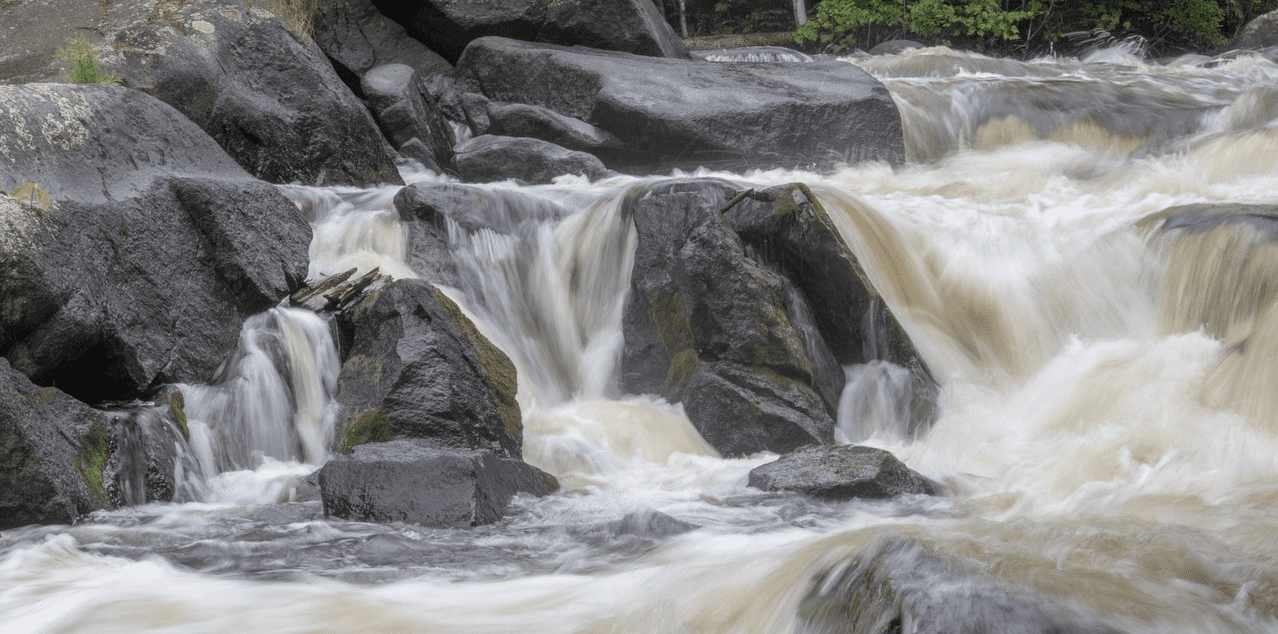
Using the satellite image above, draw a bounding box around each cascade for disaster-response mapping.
[7,45,1278,634]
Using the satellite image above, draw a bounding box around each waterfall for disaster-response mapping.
[9,45,1278,634]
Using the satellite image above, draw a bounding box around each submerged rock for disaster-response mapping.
[317,439,557,527]
[0,84,311,403]
[799,536,1120,634]
[107,0,401,187]
[747,445,934,499]
[371,0,689,64]
[334,279,524,459]
[454,135,613,184]
[455,37,903,173]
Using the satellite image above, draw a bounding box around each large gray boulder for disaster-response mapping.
[454,135,613,184]
[105,0,402,187]
[0,84,311,403]
[333,279,524,459]
[724,184,938,436]
[1230,9,1278,50]
[317,439,557,527]
[621,180,839,456]
[0,358,112,528]
[455,37,904,173]
[361,63,456,173]
[311,0,453,89]
[747,444,934,499]
[0,358,189,528]
[486,101,623,155]
[371,0,689,64]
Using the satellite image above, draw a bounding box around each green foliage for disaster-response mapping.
[795,0,1043,48]
[1080,0,1225,44]
[56,35,120,85]
[339,409,392,454]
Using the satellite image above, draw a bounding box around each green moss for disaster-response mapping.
[37,387,57,405]
[75,421,111,506]
[338,409,392,454]
[433,288,523,441]
[751,363,797,390]
[665,348,699,399]
[650,290,693,351]
[155,389,190,440]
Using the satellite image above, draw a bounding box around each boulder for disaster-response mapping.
[869,39,926,55]
[0,0,150,83]
[106,0,402,187]
[724,183,938,435]
[487,101,623,155]
[361,64,456,173]
[455,37,903,173]
[334,279,524,459]
[1230,9,1278,50]
[747,444,934,499]
[317,439,557,527]
[371,0,689,64]
[454,135,613,184]
[0,84,311,403]
[311,0,453,91]
[0,358,111,528]
[0,358,190,528]
[620,180,839,456]
[801,537,1120,634]
[392,181,569,285]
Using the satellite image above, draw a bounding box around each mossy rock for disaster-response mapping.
[339,408,393,454]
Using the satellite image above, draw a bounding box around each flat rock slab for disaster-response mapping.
[747,444,934,499]
[317,439,557,527]
[455,37,903,173]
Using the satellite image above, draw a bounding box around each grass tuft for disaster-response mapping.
[55,35,120,85]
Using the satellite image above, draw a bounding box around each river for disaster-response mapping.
[4,44,1278,633]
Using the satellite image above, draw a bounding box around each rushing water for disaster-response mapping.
[6,46,1278,633]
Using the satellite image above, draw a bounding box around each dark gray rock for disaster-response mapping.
[317,439,557,527]
[1230,9,1278,50]
[0,0,150,83]
[0,358,111,528]
[800,537,1120,634]
[454,135,612,184]
[106,0,401,187]
[748,444,934,499]
[361,63,456,173]
[334,279,524,459]
[0,85,311,403]
[487,101,623,154]
[620,180,838,457]
[724,183,938,436]
[869,39,926,55]
[455,37,904,173]
[393,181,569,284]
[311,0,453,91]
[371,0,689,64]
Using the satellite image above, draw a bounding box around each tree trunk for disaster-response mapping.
[678,0,688,37]
[793,0,807,27]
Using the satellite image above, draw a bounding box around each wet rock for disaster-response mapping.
[311,0,453,91]
[799,536,1120,634]
[487,101,623,155]
[106,0,401,187]
[334,279,524,459]
[455,37,903,173]
[0,358,112,528]
[0,85,311,403]
[748,445,934,499]
[371,0,689,64]
[869,39,926,55]
[621,180,838,456]
[361,63,456,174]
[317,439,557,527]
[1230,9,1278,51]
[724,184,938,436]
[393,181,569,285]
[454,135,612,184]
